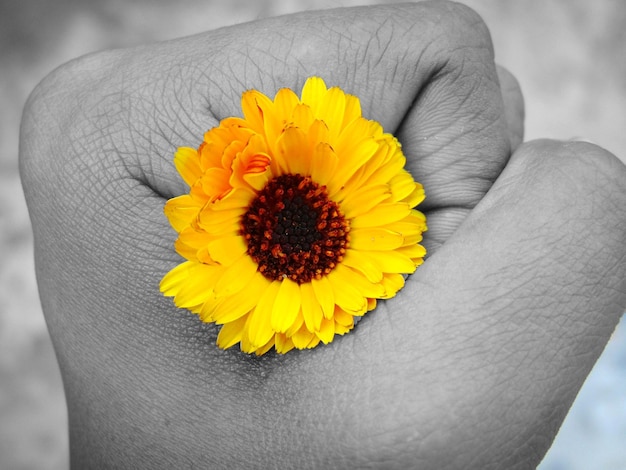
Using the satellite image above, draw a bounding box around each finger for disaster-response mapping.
[303,140,626,467]
[497,64,525,151]
[32,2,510,212]
[421,65,524,252]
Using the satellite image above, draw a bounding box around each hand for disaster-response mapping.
[20,2,626,468]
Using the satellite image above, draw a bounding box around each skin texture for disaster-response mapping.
[19,2,626,469]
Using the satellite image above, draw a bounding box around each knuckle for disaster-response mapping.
[433,1,494,56]
[20,51,120,177]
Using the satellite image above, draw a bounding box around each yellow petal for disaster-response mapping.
[254,339,276,356]
[214,254,259,297]
[341,249,383,283]
[174,147,203,187]
[241,90,272,134]
[310,142,338,187]
[216,314,248,350]
[291,103,315,131]
[350,227,404,251]
[333,307,354,328]
[285,311,305,338]
[213,275,267,324]
[291,325,315,350]
[316,317,335,344]
[311,275,335,320]
[350,203,411,228]
[389,170,418,202]
[276,126,312,175]
[363,148,406,187]
[300,76,327,115]
[307,119,330,148]
[247,281,281,348]
[208,235,247,266]
[398,244,427,261]
[328,265,367,314]
[271,279,301,333]
[360,250,417,274]
[275,333,296,354]
[300,281,323,332]
[333,263,385,301]
[381,273,406,297]
[317,86,346,141]
[342,93,362,128]
[306,335,321,349]
[211,187,255,211]
[172,264,222,309]
[160,260,194,295]
[164,195,202,232]
[274,88,300,123]
[403,183,426,207]
[328,136,379,196]
[339,183,390,219]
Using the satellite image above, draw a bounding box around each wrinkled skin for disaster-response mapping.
[20,2,626,469]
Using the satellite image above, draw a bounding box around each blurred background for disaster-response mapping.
[1,0,625,468]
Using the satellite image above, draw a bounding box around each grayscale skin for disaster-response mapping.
[20,2,626,469]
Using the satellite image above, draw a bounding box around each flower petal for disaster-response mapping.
[350,227,405,251]
[300,281,323,332]
[316,317,335,344]
[341,249,383,283]
[208,235,247,266]
[214,254,259,297]
[271,279,301,333]
[241,89,272,134]
[291,325,315,349]
[339,183,391,219]
[300,76,327,115]
[164,195,202,232]
[317,86,346,142]
[275,333,296,354]
[247,281,281,348]
[216,315,248,350]
[328,265,367,314]
[350,202,411,228]
[174,147,203,187]
[311,275,335,320]
[310,142,338,187]
[213,274,267,324]
[277,126,312,176]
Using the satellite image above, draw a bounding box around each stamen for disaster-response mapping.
[240,174,350,284]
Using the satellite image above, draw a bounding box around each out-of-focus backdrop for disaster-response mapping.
[1,0,625,468]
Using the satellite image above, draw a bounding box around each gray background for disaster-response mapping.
[1,0,625,468]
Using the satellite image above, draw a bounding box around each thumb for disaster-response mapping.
[325,140,626,468]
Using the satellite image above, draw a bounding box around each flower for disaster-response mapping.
[160,77,426,355]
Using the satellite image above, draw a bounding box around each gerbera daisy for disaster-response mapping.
[160,76,426,355]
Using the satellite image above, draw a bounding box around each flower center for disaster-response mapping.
[241,174,349,284]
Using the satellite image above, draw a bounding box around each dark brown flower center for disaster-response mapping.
[241,174,349,284]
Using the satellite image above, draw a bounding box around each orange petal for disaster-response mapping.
[276,126,312,176]
[174,147,203,187]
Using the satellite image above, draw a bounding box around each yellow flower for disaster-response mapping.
[160,77,427,355]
